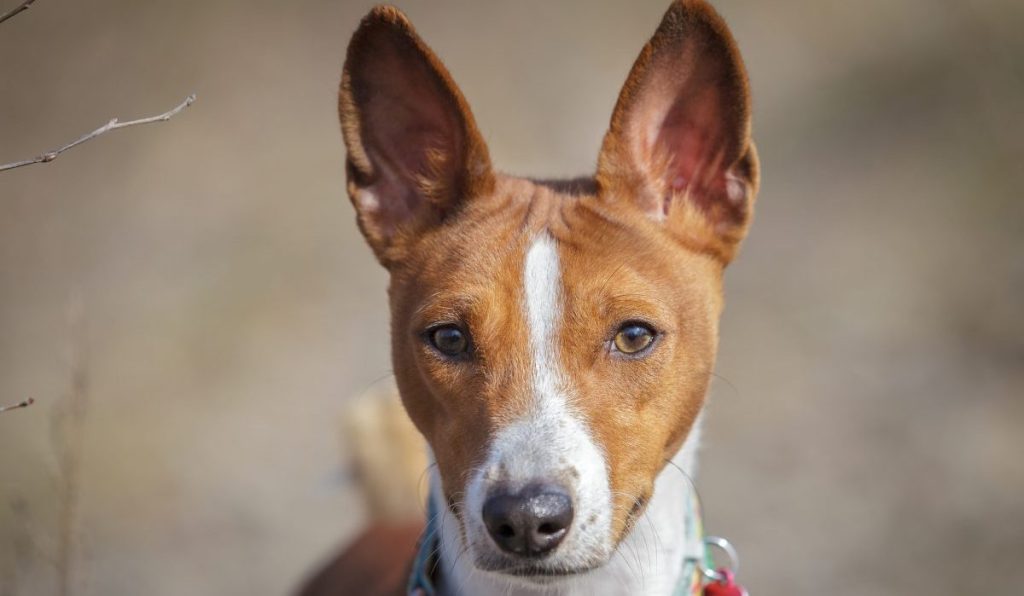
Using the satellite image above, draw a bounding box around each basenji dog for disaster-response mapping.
[300,1,759,594]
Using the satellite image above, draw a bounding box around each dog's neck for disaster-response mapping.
[430,411,705,596]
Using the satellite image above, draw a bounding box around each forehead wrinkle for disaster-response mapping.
[412,291,479,324]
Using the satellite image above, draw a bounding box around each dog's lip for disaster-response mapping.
[479,561,600,579]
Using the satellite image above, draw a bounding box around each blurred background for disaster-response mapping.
[1,0,1021,594]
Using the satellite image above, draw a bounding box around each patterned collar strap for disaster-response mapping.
[406,494,439,596]
[408,484,708,596]
[674,479,709,595]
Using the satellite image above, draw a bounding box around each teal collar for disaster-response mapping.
[406,494,440,595]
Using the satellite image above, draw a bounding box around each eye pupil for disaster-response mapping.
[430,325,469,356]
[613,323,655,355]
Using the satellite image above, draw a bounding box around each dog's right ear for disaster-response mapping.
[340,6,493,266]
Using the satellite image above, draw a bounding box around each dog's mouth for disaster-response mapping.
[477,560,601,581]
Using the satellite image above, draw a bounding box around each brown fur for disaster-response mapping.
[297,522,421,596]
[382,178,726,541]
[309,0,759,592]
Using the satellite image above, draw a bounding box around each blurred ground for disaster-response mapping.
[1,1,1022,594]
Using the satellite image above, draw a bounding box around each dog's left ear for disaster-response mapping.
[597,0,759,264]
[340,6,494,267]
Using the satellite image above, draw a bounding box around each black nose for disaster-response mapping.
[482,484,574,557]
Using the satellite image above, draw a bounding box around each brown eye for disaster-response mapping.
[429,325,469,357]
[613,323,656,355]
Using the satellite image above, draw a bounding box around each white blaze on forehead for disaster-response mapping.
[523,233,562,398]
[460,233,614,572]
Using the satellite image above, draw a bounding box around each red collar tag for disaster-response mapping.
[703,569,748,596]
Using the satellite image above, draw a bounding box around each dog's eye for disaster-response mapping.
[429,325,470,357]
[613,323,656,355]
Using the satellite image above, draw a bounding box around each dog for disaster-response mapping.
[299,1,758,594]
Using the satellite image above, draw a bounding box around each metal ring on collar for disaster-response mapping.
[700,535,740,583]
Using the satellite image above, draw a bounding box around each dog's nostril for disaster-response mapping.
[482,484,574,557]
[497,524,515,538]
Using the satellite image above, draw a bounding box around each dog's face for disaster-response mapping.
[340,0,757,580]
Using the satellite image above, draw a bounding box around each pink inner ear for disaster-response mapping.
[596,1,755,260]
[350,23,466,226]
[655,80,731,215]
[643,45,741,217]
[605,5,752,228]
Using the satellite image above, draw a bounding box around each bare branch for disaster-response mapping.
[0,93,196,173]
[0,0,39,26]
[0,397,35,414]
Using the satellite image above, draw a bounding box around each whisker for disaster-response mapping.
[710,370,741,400]
[663,457,702,508]
[595,261,630,299]
[416,462,439,516]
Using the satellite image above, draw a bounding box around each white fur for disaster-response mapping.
[434,413,705,596]
[354,188,379,211]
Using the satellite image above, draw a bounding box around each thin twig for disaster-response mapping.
[0,0,38,26]
[0,93,196,173]
[0,397,34,413]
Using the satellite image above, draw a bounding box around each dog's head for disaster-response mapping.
[339,0,757,580]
